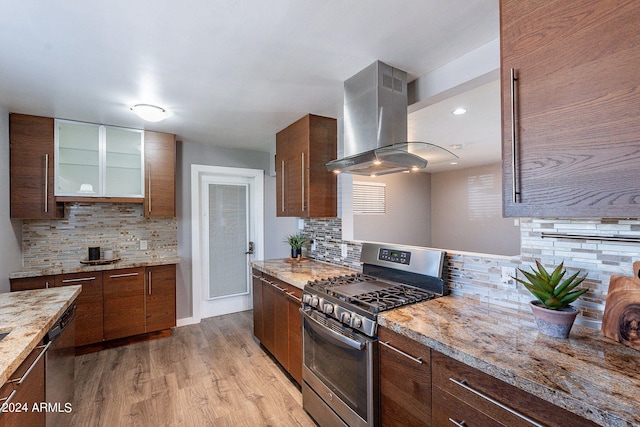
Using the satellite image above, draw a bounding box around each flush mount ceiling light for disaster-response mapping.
[452,107,468,115]
[130,104,168,122]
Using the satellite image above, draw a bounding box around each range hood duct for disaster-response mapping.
[326,60,457,176]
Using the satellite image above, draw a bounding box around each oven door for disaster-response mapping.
[301,307,378,427]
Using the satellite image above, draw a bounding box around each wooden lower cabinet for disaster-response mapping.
[286,287,303,385]
[145,264,176,333]
[251,270,264,342]
[0,340,46,427]
[431,351,598,427]
[103,267,146,341]
[252,270,303,385]
[55,272,104,346]
[379,326,431,427]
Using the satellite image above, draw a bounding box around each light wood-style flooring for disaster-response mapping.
[71,311,316,426]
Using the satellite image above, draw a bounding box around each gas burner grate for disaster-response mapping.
[351,285,436,313]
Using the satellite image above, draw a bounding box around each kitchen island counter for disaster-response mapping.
[379,295,639,427]
[251,259,358,289]
[0,286,80,386]
[9,256,181,279]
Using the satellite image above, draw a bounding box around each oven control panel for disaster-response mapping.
[378,248,411,265]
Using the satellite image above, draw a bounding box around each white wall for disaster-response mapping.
[0,111,24,293]
[176,141,296,321]
[431,162,520,255]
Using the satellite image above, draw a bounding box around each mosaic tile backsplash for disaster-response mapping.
[302,217,640,329]
[22,203,178,269]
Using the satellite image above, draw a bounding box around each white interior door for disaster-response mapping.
[192,165,264,321]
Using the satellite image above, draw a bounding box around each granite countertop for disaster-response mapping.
[379,295,640,427]
[9,256,181,279]
[0,286,81,386]
[251,259,359,289]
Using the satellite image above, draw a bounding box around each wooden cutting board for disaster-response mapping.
[601,261,640,351]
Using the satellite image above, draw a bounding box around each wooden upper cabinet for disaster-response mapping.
[276,114,337,218]
[501,0,640,218]
[9,114,63,219]
[144,131,176,218]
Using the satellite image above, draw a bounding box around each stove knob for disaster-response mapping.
[323,304,334,314]
[341,312,351,324]
[351,317,362,328]
[310,296,319,307]
[302,294,311,304]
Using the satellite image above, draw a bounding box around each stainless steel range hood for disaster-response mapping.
[326,61,458,176]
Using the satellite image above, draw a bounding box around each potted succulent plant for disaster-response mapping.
[514,260,588,338]
[283,233,307,259]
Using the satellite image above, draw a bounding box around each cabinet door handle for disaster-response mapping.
[147,163,152,213]
[449,377,544,427]
[272,283,286,292]
[301,152,305,212]
[380,341,423,364]
[44,154,49,213]
[0,389,17,406]
[109,272,139,279]
[10,342,51,386]
[286,291,302,302]
[281,160,285,213]
[148,271,152,295]
[510,68,520,203]
[61,277,96,283]
[448,418,466,427]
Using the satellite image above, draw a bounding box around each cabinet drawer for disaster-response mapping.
[10,276,55,291]
[55,272,104,346]
[432,385,505,427]
[379,327,431,426]
[431,352,597,427]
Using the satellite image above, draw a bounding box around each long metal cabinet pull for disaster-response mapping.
[148,271,152,295]
[449,377,544,427]
[109,272,139,278]
[147,163,152,213]
[301,152,305,212]
[44,154,49,213]
[510,68,519,203]
[281,160,285,213]
[0,389,17,406]
[286,291,302,303]
[10,342,51,386]
[62,277,96,283]
[380,341,423,364]
[448,418,466,427]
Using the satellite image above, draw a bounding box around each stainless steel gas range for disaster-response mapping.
[301,242,447,427]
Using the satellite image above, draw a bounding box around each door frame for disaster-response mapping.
[191,164,264,324]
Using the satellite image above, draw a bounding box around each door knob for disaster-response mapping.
[245,241,255,254]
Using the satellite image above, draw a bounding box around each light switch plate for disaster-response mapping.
[501,266,516,285]
[140,240,148,250]
[340,243,348,258]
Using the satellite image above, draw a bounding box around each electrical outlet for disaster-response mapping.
[311,239,316,251]
[139,240,148,250]
[341,243,348,258]
[501,266,516,285]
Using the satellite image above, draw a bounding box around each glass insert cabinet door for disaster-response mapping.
[55,120,144,197]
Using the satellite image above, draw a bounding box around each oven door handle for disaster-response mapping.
[302,309,365,350]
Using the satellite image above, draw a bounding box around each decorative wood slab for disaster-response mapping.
[602,261,640,351]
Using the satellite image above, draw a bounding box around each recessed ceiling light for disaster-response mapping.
[131,104,168,122]
[452,107,467,115]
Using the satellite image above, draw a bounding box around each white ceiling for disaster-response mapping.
[0,0,500,166]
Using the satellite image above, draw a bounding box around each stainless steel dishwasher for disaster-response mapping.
[45,301,76,427]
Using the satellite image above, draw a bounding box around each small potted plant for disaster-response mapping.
[283,233,307,259]
[514,260,588,338]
